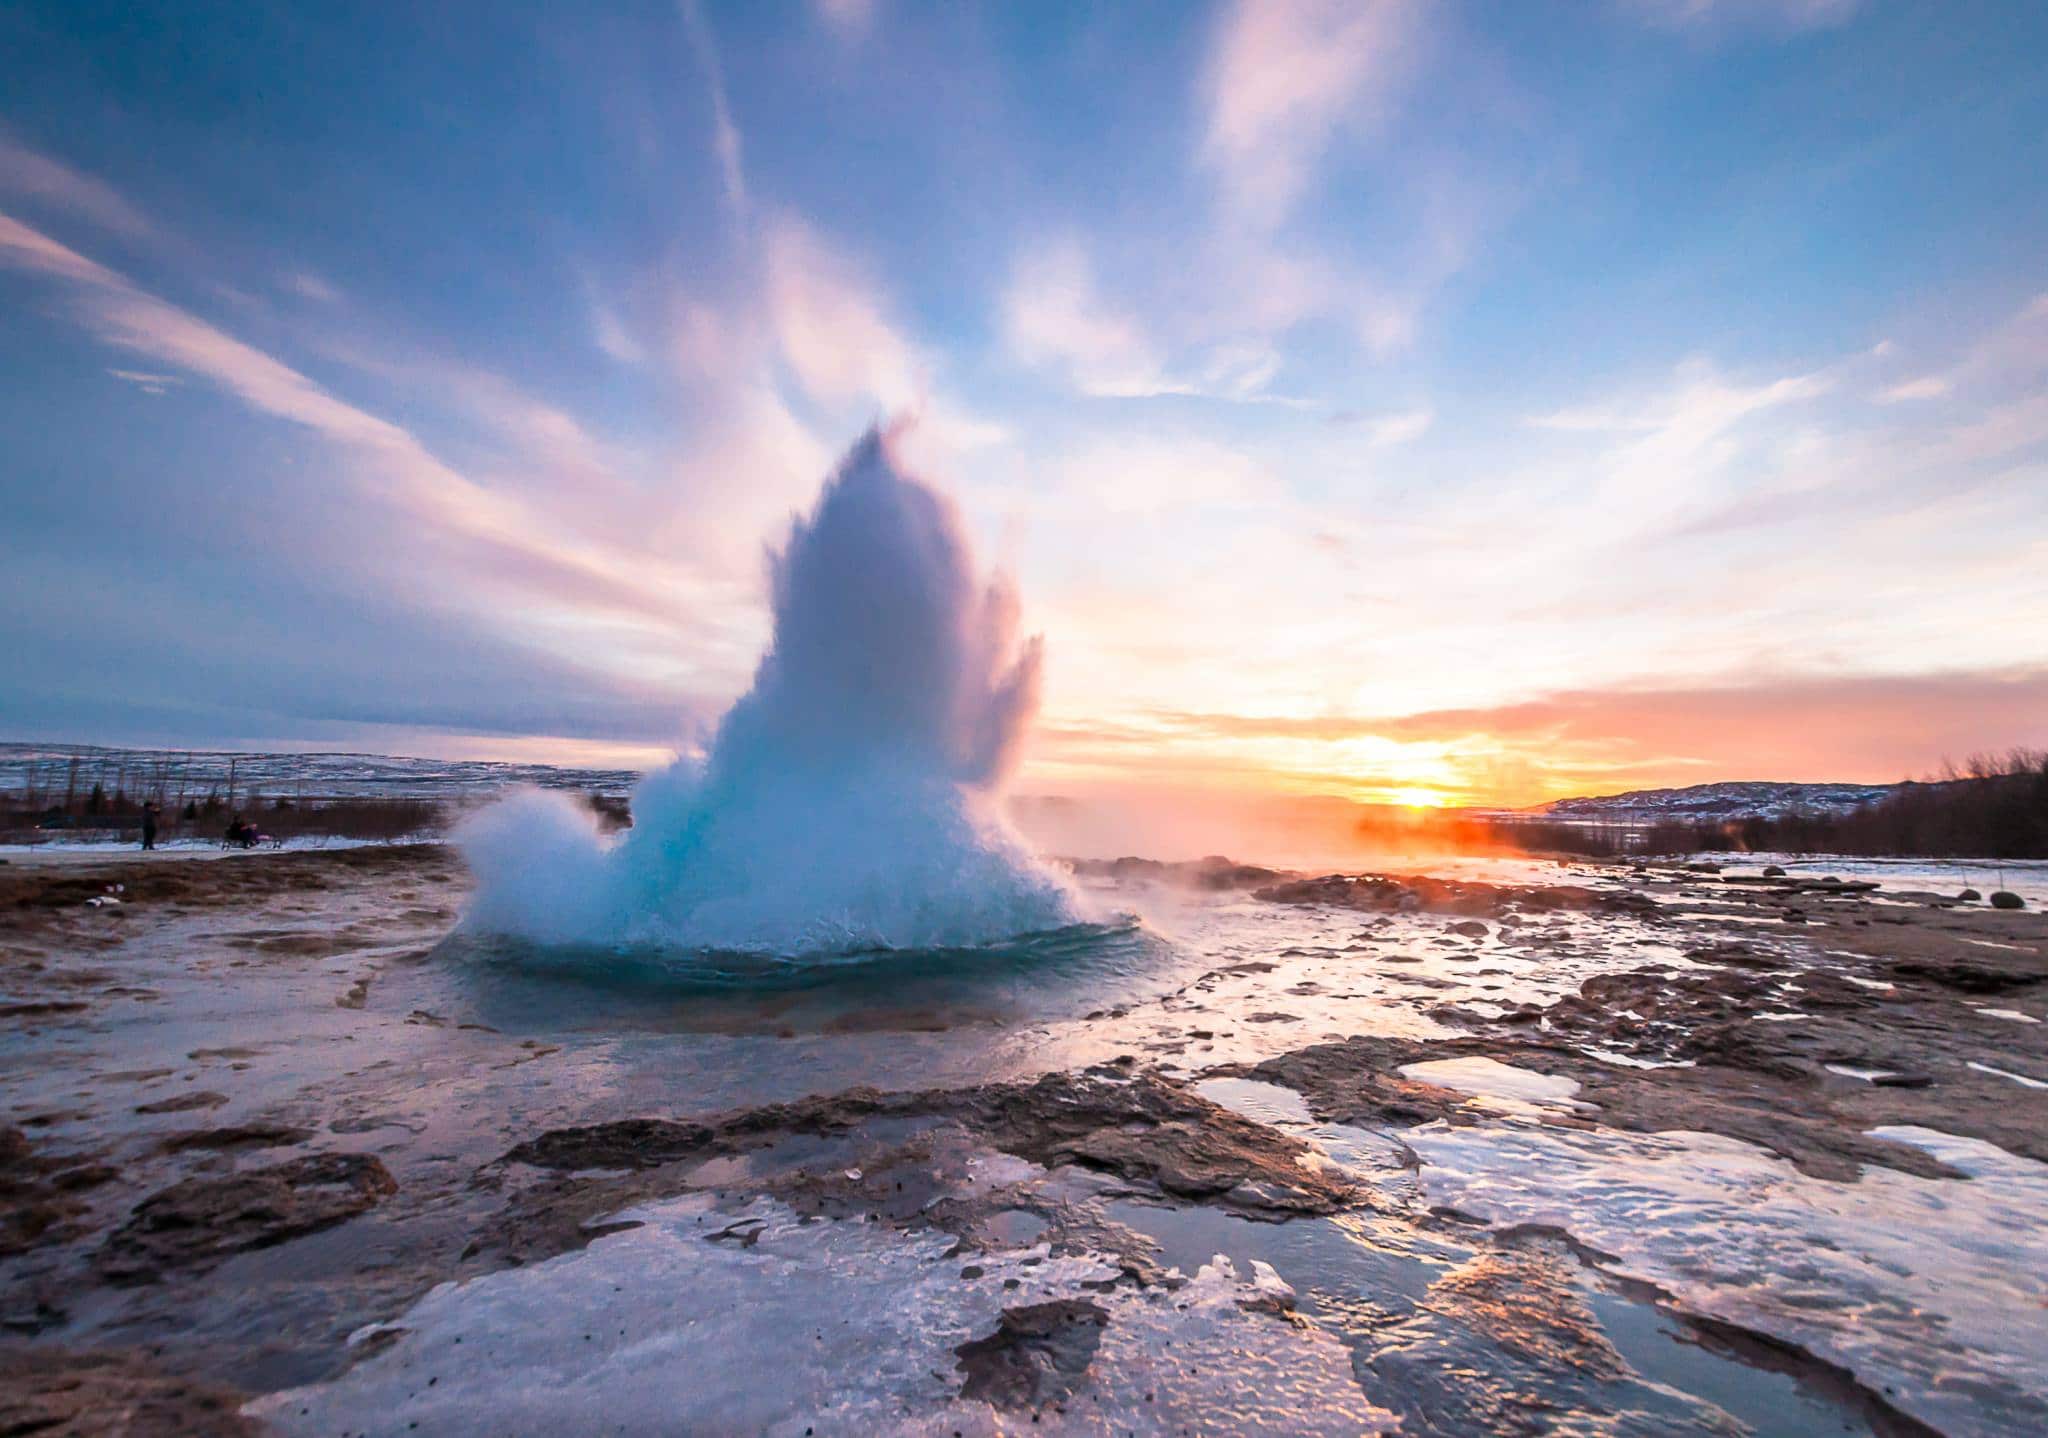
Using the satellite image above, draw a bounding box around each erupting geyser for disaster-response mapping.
[459,424,1079,957]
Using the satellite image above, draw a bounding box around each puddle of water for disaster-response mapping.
[1104,1197,1876,1437]
[1193,1076,1314,1127]
[1408,1119,2048,1437]
[1398,1056,1587,1111]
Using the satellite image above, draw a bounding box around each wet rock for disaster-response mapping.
[1450,920,1488,939]
[1991,891,2026,910]
[954,1298,1108,1410]
[496,1072,1354,1222]
[1254,873,1661,922]
[501,1118,717,1172]
[1685,942,1786,972]
[0,999,90,1019]
[1762,865,1787,878]
[1888,958,2043,994]
[960,1072,1354,1216]
[1958,888,1982,902]
[1220,1042,1468,1130]
[0,1126,100,1257]
[1237,1259,1297,1314]
[97,1153,396,1285]
[134,1091,228,1115]
[1426,1248,1625,1380]
[157,1124,314,1154]
[1063,855,1286,890]
[0,1345,257,1436]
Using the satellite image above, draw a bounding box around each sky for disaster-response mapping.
[2,0,2045,809]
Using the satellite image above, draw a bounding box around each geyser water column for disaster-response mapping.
[459,424,1079,957]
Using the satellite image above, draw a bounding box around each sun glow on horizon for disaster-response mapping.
[1382,786,1451,810]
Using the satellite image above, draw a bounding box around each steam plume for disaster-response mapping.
[459,424,1077,956]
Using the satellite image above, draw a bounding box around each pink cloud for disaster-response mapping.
[763,216,920,407]
[1204,0,1419,231]
[0,137,155,238]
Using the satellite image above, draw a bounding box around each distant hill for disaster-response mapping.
[1535,780,1897,823]
[0,742,643,802]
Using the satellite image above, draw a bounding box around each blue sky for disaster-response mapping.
[3,0,2045,803]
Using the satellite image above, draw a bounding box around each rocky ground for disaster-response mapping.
[1,844,2043,1434]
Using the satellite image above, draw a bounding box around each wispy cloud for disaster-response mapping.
[1049,435,1283,517]
[0,208,692,634]
[1530,363,1831,435]
[764,215,921,408]
[1870,291,2048,409]
[0,136,155,238]
[1202,0,1420,232]
[1878,375,1950,403]
[680,0,749,226]
[1002,238,1173,398]
[814,0,875,37]
[1363,407,1433,447]
[1002,237,1322,404]
[285,271,340,303]
[106,367,181,395]
[1622,0,1861,34]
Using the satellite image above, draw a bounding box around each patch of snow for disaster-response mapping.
[1824,1064,1900,1082]
[1966,1061,2048,1090]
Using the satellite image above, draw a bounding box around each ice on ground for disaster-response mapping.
[253,1194,1395,1436]
[1823,1064,1901,1082]
[1404,1120,2048,1437]
[1966,1059,2048,1089]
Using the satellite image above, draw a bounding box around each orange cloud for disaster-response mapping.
[1035,668,2048,807]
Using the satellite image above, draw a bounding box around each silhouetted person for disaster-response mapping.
[141,802,159,851]
[225,814,256,849]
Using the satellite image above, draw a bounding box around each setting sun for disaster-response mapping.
[1385,787,1449,810]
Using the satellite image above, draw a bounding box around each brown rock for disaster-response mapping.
[97,1153,396,1285]
[0,1346,257,1437]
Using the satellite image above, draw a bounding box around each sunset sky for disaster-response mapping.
[3,0,2045,807]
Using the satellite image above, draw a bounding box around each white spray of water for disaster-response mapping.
[459,424,1078,957]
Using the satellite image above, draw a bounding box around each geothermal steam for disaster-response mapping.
[460,426,1078,957]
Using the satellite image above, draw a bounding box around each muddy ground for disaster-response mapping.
[1,844,2043,1434]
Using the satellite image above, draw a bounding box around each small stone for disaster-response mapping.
[1989,891,2025,910]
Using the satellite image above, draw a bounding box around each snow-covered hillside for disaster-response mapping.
[1538,780,1896,823]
